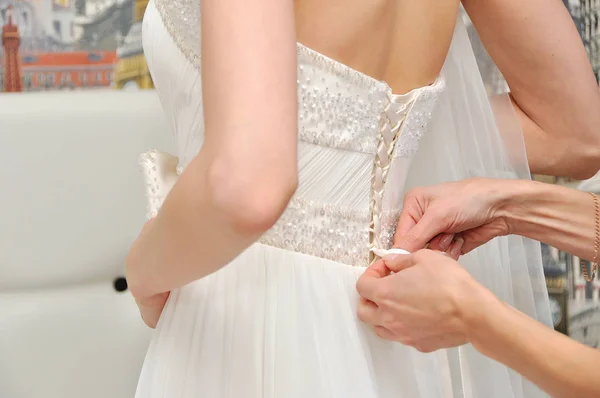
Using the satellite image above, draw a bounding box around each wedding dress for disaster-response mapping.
[136,0,551,397]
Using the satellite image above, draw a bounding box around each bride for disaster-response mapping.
[127,0,600,396]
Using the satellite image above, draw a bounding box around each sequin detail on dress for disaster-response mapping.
[393,80,446,158]
[296,63,385,154]
[258,198,371,266]
[154,0,201,67]
[153,0,444,155]
[149,0,446,266]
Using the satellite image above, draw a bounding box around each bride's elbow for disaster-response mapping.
[208,160,298,234]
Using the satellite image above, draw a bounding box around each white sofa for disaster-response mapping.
[0,90,174,398]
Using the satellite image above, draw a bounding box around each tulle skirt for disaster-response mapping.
[135,243,544,398]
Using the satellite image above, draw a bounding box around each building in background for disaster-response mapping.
[546,172,600,348]
[17,51,115,90]
[0,0,77,54]
[0,2,115,91]
[0,0,152,92]
[578,0,600,82]
[2,5,22,92]
[543,243,570,334]
[566,175,600,303]
[113,0,152,89]
[567,0,585,38]
[72,0,133,51]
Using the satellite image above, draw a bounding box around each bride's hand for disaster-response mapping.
[135,291,170,329]
[393,178,512,256]
[127,218,170,328]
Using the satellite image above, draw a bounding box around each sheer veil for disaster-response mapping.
[403,13,551,397]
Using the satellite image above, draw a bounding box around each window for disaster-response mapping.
[53,21,62,40]
[59,72,71,88]
[23,72,32,89]
[47,72,56,87]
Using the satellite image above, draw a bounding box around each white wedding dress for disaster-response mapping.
[136,1,551,397]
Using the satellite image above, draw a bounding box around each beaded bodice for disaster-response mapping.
[143,0,445,266]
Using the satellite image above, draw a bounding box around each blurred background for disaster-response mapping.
[464,0,600,348]
[0,0,151,92]
[0,0,599,397]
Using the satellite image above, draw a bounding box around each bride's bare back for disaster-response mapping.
[295,0,461,93]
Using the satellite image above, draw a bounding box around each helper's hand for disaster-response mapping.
[394,178,511,255]
[356,250,496,352]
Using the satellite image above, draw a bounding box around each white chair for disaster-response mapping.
[0,90,174,398]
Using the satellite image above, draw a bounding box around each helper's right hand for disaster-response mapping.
[394,178,512,256]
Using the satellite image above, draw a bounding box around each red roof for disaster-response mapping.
[20,52,117,66]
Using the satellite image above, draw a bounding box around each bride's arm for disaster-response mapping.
[127,0,297,299]
[463,0,600,180]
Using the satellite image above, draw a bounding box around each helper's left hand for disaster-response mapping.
[356,250,492,352]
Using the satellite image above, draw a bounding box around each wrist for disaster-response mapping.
[126,219,159,300]
[457,274,503,347]
[494,179,542,237]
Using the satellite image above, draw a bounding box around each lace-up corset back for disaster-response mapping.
[145,0,445,267]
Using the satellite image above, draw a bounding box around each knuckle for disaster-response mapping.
[356,304,369,323]
[374,284,393,302]
[355,277,367,295]
[381,312,397,328]
[401,233,419,247]
[397,335,415,347]
[414,343,433,354]
[389,320,406,336]
[430,206,451,224]
[404,187,422,201]
[374,326,387,339]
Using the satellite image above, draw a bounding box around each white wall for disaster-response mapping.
[0,90,174,398]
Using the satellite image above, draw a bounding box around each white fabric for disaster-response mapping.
[137,1,550,397]
[404,16,552,398]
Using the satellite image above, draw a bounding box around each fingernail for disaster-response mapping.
[449,237,464,258]
[382,254,398,263]
[439,234,454,250]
